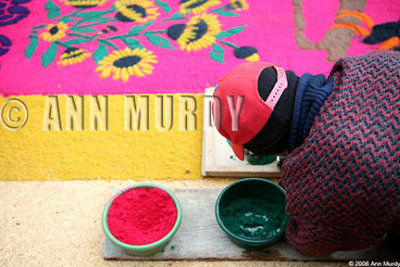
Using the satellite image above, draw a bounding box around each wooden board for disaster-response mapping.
[104,189,400,261]
[201,88,281,178]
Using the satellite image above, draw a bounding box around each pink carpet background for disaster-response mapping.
[0,0,399,96]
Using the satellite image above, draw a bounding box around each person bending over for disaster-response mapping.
[212,50,400,256]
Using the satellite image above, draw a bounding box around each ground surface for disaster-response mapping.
[0,179,346,267]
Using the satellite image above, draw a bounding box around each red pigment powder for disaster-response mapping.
[107,187,177,245]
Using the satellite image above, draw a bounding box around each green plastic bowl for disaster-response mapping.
[102,183,182,256]
[215,178,288,250]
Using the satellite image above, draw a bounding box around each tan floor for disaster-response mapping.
[0,179,345,267]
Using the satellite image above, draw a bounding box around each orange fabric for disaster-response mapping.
[337,10,375,31]
[379,37,400,50]
[331,22,370,37]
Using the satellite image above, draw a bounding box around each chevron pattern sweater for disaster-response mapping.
[281,51,400,256]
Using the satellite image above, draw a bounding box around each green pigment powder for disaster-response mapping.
[226,139,277,165]
[221,197,284,240]
[247,155,277,165]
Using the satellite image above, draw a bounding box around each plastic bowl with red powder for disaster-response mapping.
[102,183,182,256]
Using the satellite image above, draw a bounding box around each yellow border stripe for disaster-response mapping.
[0,94,205,180]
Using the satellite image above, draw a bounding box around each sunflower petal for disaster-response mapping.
[133,65,145,77]
[113,69,121,80]
[142,68,152,75]
[127,66,134,76]
[121,68,130,82]
[138,62,154,70]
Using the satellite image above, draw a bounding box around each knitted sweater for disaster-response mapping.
[280,51,400,256]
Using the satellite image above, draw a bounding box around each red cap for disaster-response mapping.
[212,62,288,160]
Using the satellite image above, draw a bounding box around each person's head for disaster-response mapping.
[212,62,299,160]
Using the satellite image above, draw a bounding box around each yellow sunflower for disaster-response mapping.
[61,0,107,8]
[95,47,157,82]
[40,22,69,42]
[228,0,249,11]
[179,0,220,14]
[174,13,221,52]
[115,0,160,23]
[58,48,92,66]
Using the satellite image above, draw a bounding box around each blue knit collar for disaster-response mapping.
[289,73,334,151]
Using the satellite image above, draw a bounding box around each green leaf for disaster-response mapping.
[130,43,143,49]
[78,11,109,18]
[160,38,174,49]
[63,38,91,45]
[154,0,170,12]
[45,0,60,11]
[84,15,108,22]
[212,43,224,53]
[72,27,98,33]
[161,12,186,22]
[215,31,231,39]
[31,30,39,34]
[123,38,143,49]
[78,11,96,17]
[45,0,59,11]
[170,13,186,20]
[48,10,61,19]
[41,42,58,68]
[25,37,39,59]
[123,37,139,45]
[128,20,155,35]
[129,25,147,36]
[59,17,77,23]
[144,33,162,46]
[215,25,247,39]
[45,0,60,19]
[214,10,238,16]
[144,20,155,27]
[32,24,45,29]
[209,51,224,63]
[93,42,108,63]
[227,25,246,34]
